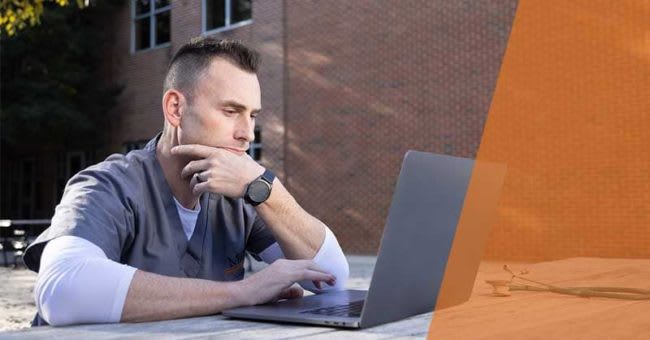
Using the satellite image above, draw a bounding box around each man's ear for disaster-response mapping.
[162,89,185,128]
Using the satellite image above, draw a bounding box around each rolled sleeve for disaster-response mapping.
[299,226,349,292]
[257,226,350,293]
[35,236,137,326]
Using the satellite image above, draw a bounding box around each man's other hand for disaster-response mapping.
[238,259,336,306]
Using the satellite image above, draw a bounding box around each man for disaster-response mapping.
[23,38,349,326]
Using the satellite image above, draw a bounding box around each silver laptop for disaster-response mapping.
[223,151,506,328]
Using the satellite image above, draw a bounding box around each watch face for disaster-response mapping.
[248,180,271,203]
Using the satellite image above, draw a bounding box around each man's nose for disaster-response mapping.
[234,116,255,142]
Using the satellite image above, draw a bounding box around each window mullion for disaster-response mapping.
[149,0,155,47]
[201,0,206,32]
[131,0,136,52]
[225,0,231,27]
[153,6,172,15]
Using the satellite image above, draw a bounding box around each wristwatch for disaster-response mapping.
[244,169,275,206]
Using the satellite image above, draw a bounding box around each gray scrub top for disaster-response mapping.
[24,133,277,291]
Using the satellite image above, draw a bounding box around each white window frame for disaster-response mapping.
[131,0,173,53]
[202,0,253,35]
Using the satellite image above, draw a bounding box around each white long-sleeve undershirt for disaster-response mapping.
[34,200,349,326]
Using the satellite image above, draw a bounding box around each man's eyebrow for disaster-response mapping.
[220,100,262,114]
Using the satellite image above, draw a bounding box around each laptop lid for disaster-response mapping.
[359,151,506,328]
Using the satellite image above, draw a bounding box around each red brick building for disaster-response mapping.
[2,0,518,254]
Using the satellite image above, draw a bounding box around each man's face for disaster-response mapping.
[178,57,261,155]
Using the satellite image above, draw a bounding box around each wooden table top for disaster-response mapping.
[429,257,650,340]
[2,257,648,339]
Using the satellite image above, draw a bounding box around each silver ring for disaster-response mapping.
[194,172,203,183]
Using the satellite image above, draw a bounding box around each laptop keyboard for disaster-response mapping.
[301,300,364,318]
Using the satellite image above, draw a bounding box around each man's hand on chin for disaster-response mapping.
[171,144,264,198]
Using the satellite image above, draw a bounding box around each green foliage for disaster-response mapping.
[1,2,123,148]
[0,0,82,37]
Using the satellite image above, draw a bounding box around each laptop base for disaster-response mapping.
[223,289,366,328]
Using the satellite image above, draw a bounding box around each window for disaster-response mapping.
[248,127,262,161]
[203,0,252,33]
[132,0,172,52]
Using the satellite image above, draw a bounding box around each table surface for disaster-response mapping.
[2,256,649,339]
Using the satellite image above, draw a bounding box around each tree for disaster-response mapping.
[0,0,83,37]
[1,1,123,149]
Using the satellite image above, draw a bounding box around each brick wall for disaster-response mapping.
[284,0,518,254]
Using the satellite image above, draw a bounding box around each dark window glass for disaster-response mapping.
[155,11,170,45]
[248,128,262,161]
[155,0,170,8]
[135,0,150,15]
[206,0,225,30]
[248,146,261,161]
[254,149,261,161]
[231,0,252,24]
[135,17,150,50]
[254,128,261,143]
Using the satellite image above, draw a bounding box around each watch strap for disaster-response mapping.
[259,169,276,186]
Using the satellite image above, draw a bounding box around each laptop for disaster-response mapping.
[223,150,506,328]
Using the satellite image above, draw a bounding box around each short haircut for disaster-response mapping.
[163,37,260,102]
